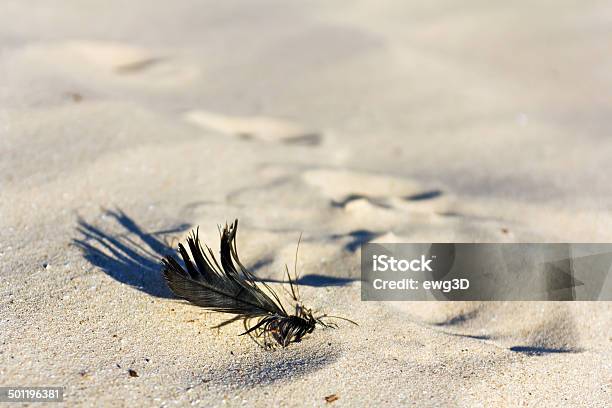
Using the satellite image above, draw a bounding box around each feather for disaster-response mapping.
[161,220,287,318]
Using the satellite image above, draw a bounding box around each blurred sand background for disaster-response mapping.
[1,1,611,406]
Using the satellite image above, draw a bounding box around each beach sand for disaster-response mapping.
[1,1,611,406]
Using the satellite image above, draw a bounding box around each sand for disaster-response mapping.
[1,1,611,406]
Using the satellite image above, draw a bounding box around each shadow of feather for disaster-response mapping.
[73,209,189,298]
[509,346,582,356]
[263,274,357,287]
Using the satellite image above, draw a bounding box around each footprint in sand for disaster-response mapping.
[302,169,425,203]
[18,40,199,88]
[302,168,449,216]
[396,302,583,355]
[302,168,521,241]
[183,110,321,145]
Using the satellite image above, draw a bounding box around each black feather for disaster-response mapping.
[161,219,357,348]
[161,220,287,318]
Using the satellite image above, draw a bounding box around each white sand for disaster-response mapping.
[1,1,611,406]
